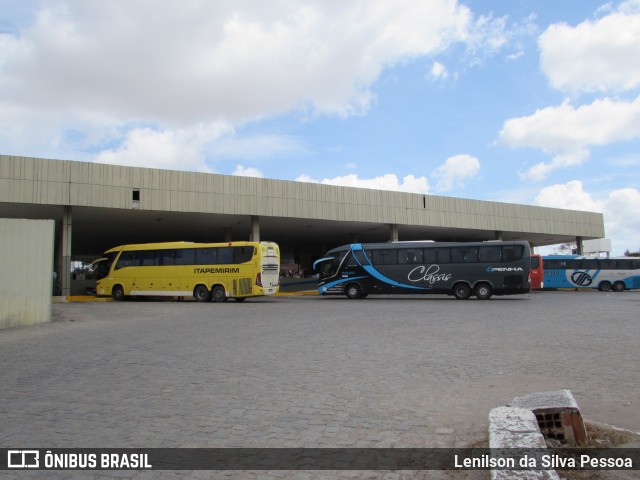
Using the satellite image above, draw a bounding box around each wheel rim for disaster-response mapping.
[213,287,226,302]
[194,285,210,301]
[346,284,361,299]
[455,284,470,299]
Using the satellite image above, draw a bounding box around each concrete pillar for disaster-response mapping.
[576,236,583,255]
[389,224,399,242]
[495,231,503,241]
[61,206,72,297]
[250,215,260,242]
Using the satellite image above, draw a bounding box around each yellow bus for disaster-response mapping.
[95,241,280,302]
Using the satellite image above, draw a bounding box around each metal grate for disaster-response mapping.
[536,412,564,441]
[534,409,586,445]
[233,278,252,296]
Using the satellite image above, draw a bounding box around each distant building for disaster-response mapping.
[0,154,605,296]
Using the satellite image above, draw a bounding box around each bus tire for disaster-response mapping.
[452,283,471,300]
[474,283,493,300]
[194,285,211,302]
[112,285,125,301]
[345,283,362,299]
[212,285,227,302]
[613,281,625,292]
[598,281,612,292]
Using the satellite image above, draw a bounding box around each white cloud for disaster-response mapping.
[296,173,430,194]
[94,123,231,172]
[429,61,449,81]
[521,149,590,182]
[501,5,640,182]
[534,180,640,255]
[605,188,640,244]
[0,0,525,168]
[539,7,640,93]
[232,165,264,178]
[499,97,640,151]
[213,134,307,159]
[0,0,478,126]
[0,0,528,163]
[431,154,480,191]
[499,96,640,180]
[534,180,604,212]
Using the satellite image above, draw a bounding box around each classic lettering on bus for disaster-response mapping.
[314,241,531,300]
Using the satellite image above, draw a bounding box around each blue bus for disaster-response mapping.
[313,241,531,300]
[542,255,640,292]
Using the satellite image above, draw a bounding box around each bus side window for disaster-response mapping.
[503,246,523,262]
[479,246,501,262]
[217,247,233,264]
[451,247,478,263]
[531,256,540,269]
[372,249,397,265]
[352,250,369,266]
[175,248,195,265]
[141,250,159,266]
[436,248,450,264]
[159,249,175,266]
[115,251,140,269]
[398,249,423,265]
[544,259,560,269]
[424,248,437,264]
[233,246,254,263]
[196,248,217,264]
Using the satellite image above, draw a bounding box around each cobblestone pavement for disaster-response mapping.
[1,291,639,479]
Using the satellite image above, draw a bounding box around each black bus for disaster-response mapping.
[313,241,531,300]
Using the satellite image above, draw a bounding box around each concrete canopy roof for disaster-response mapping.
[0,155,605,257]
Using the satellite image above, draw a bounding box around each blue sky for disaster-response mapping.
[1,1,639,254]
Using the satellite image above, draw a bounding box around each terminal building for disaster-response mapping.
[0,154,605,297]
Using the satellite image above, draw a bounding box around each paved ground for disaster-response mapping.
[1,291,639,479]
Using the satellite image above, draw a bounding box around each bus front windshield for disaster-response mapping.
[317,250,348,278]
[93,252,118,280]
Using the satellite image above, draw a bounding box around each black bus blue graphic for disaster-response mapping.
[314,241,531,300]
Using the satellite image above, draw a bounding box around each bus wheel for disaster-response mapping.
[212,286,227,302]
[598,281,612,292]
[613,281,625,292]
[345,283,362,299]
[474,283,493,300]
[452,283,471,300]
[194,285,211,302]
[112,285,125,301]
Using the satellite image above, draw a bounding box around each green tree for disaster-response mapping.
[553,242,577,254]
